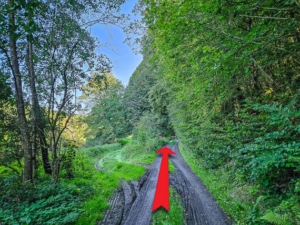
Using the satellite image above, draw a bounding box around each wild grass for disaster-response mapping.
[76,137,175,224]
[81,143,122,159]
[75,141,147,224]
[151,188,185,225]
[0,137,175,224]
[178,141,256,224]
[169,140,176,146]
[118,136,132,146]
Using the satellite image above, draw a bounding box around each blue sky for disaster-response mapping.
[91,0,143,86]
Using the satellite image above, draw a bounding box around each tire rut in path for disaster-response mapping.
[169,142,231,225]
[98,142,231,225]
[97,159,160,225]
[97,187,124,225]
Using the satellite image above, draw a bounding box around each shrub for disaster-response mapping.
[235,102,300,192]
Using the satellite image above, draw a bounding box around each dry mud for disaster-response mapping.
[97,142,231,225]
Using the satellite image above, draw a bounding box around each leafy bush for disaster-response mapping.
[193,100,300,193]
[133,113,168,142]
[235,101,300,192]
[262,197,300,225]
[188,120,238,169]
[180,99,300,223]
[120,113,169,164]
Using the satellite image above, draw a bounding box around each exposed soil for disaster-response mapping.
[97,141,232,225]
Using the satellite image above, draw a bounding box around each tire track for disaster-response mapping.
[97,142,231,225]
[169,142,231,225]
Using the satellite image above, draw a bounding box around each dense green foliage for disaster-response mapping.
[0,0,132,223]
[122,0,300,223]
[123,55,156,128]
[83,74,129,146]
[0,0,132,180]
[0,142,149,225]
[2,0,300,223]
[75,142,146,224]
[0,177,82,224]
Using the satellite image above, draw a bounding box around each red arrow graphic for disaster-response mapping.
[152,146,176,211]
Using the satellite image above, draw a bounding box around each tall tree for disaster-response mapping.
[25,0,51,174]
[7,0,33,183]
[123,54,156,129]
[83,73,128,145]
[0,0,128,182]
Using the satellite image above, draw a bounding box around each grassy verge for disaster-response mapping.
[76,137,178,224]
[75,142,146,224]
[151,188,185,225]
[178,141,256,224]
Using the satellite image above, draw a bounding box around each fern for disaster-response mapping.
[261,212,291,225]
[291,204,300,224]
[262,201,300,225]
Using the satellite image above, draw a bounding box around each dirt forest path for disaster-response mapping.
[98,141,232,225]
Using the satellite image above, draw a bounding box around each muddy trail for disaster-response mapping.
[97,141,231,225]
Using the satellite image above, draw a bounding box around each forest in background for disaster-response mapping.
[1,0,300,224]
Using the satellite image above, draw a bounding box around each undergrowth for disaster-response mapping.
[0,134,175,225]
[0,175,82,224]
[75,140,146,224]
[174,98,300,224]
[151,188,185,225]
[77,135,170,224]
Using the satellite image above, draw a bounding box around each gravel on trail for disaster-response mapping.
[97,141,232,225]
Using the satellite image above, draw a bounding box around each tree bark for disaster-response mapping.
[28,40,52,175]
[31,124,37,176]
[28,42,37,177]
[51,131,59,181]
[8,0,33,183]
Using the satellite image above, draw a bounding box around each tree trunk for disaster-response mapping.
[51,131,59,181]
[40,133,52,174]
[8,0,33,183]
[28,41,37,177]
[31,125,37,176]
[28,40,52,175]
